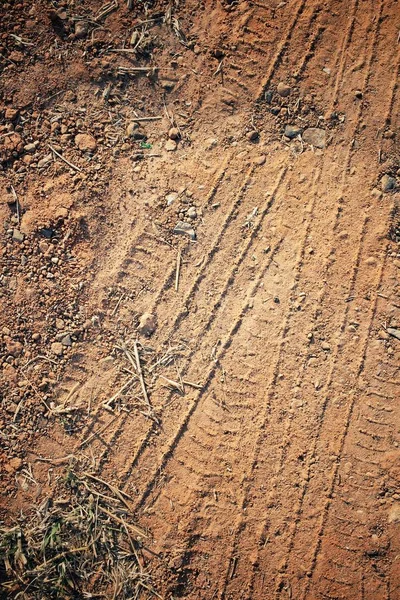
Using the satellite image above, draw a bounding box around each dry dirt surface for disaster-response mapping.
[1,0,400,598]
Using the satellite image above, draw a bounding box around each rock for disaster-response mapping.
[165,139,177,151]
[387,328,400,341]
[160,80,175,91]
[61,334,72,347]
[321,342,331,351]
[166,192,178,206]
[284,125,302,139]
[51,341,64,356]
[12,229,24,242]
[388,503,400,524]
[5,339,23,357]
[303,128,326,149]
[24,143,36,153]
[39,240,50,254]
[173,221,196,240]
[38,154,53,168]
[138,313,156,337]
[9,457,22,471]
[5,108,19,121]
[187,207,197,219]
[277,82,291,97]
[74,20,89,38]
[247,130,259,142]
[254,155,266,166]
[126,122,139,136]
[168,127,180,140]
[355,90,363,99]
[75,133,97,152]
[381,174,396,192]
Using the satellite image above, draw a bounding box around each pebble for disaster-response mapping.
[75,133,97,152]
[166,192,178,206]
[254,155,266,166]
[187,207,197,219]
[303,128,326,148]
[5,339,23,357]
[61,334,72,347]
[74,21,89,38]
[284,125,302,139]
[381,174,396,192]
[247,130,259,142]
[51,341,64,356]
[24,143,36,153]
[277,82,291,97]
[168,127,180,140]
[12,229,24,243]
[138,312,157,337]
[165,139,177,151]
[38,154,53,168]
[8,457,22,471]
[173,221,196,240]
[126,122,139,136]
[321,342,331,351]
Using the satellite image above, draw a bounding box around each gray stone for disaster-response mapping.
[277,82,291,97]
[166,192,178,206]
[381,174,396,192]
[12,229,24,242]
[173,221,196,240]
[303,128,326,149]
[187,207,197,219]
[284,125,302,139]
[61,334,72,347]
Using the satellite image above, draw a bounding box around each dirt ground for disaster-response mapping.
[1,0,400,598]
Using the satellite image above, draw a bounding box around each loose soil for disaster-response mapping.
[1,0,400,598]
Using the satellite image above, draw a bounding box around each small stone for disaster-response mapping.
[247,130,259,142]
[24,143,36,153]
[12,229,24,243]
[254,155,266,166]
[61,334,72,347]
[5,339,23,357]
[56,318,65,330]
[51,342,64,356]
[387,328,400,341]
[321,342,330,351]
[74,20,89,38]
[126,122,139,136]
[165,139,177,151]
[388,504,400,524]
[166,192,178,206]
[168,127,180,140]
[9,457,22,471]
[381,174,396,192]
[32,333,41,341]
[284,125,302,139]
[277,82,291,97]
[39,240,49,254]
[160,80,175,91]
[187,207,197,219]
[75,133,97,152]
[355,90,363,99]
[303,128,326,149]
[173,221,196,240]
[38,154,53,168]
[138,313,157,337]
[5,108,19,121]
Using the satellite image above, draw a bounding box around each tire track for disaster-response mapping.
[111,165,289,487]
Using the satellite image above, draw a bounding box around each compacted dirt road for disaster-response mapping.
[1,0,399,598]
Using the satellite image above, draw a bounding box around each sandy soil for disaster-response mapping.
[1,0,400,598]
